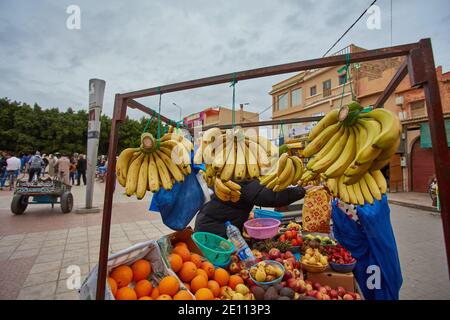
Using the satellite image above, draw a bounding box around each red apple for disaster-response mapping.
[293,269,301,279]
[337,286,346,297]
[269,248,281,260]
[284,251,294,259]
[355,293,361,300]
[283,260,294,271]
[238,261,246,270]
[343,294,354,300]
[307,290,317,297]
[313,282,322,291]
[229,262,240,274]
[280,281,287,287]
[246,279,255,287]
[305,280,312,285]
[324,285,332,293]
[240,269,250,280]
[329,290,338,299]
[315,292,323,300]
[231,255,239,263]
[319,287,328,295]
[275,258,283,264]
[283,270,294,281]
[322,294,330,300]
[287,278,298,290]
[305,284,313,292]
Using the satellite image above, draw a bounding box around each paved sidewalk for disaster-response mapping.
[388,192,438,213]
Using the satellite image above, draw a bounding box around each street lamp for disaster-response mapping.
[172,102,183,122]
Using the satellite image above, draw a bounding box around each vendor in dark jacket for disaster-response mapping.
[195,180,307,238]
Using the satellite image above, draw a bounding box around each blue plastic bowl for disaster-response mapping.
[329,261,356,273]
[249,260,285,287]
[253,209,283,221]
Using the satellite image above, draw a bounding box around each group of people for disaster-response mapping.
[0,151,88,189]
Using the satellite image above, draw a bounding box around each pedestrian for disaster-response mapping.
[69,157,77,185]
[48,154,56,177]
[28,151,44,182]
[42,154,49,175]
[6,152,21,190]
[0,152,8,190]
[77,154,87,186]
[56,153,70,185]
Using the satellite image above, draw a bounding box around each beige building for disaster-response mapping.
[184,105,259,129]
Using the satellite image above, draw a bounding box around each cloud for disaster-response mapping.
[0,0,449,123]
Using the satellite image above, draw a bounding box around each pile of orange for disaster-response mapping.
[168,241,243,300]
[109,258,191,300]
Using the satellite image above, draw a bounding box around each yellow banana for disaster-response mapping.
[352,182,365,205]
[230,193,240,203]
[116,147,140,187]
[343,164,371,185]
[125,153,144,196]
[212,142,227,171]
[347,183,358,205]
[337,175,350,203]
[248,140,270,169]
[324,127,356,178]
[326,178,338,196]
[215,177,232,195]
[307,125,345,170]
[277,153,289,176]
[202,128,222,144]
[156,150,185,182]
[234,138,246,181]
[274,162,295,192]
[266,176,279,189]
[291,156,303,184]
[371,170,387,194]
[308,108,340,141]
[224,180,241,191]
[247,135,278,157]
[311,127,349,173]
[376,136,400,161]
[364,172,382,201]
[153,152,173,190]
[369,158,391,171]
[259,172,277,186]
[244,140,259,179]
[278,158,294,183]
[220,140,236,181]
[148,154,160,192]
[358,178,374,204]
[193,143,203,164]
[355,119,382,165]
[362,108,401,149]
[136,154,149,200]
[214,187,231,202]
[303,122,341,157]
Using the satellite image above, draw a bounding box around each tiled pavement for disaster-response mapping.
[0,182,449,300]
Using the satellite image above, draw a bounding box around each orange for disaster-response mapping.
[110,265,133,288]
[190,253,203,268]
[174,242,188,249]
[207,280,220,297]
[150,287,160,299]
[196,268,208,280]
[201,261,215,279]
[214,268,230,287]
[138,296,152,300]
[190,275,208,293]
[220,286,228,297]
[168,253,183,273]
[157,294,172,300]
[134,279,153,298]
[131,259,151,282]
[195,288,214,300]
[115,287,137,300]
[173,290,193,300]
[178,261,197,282]
[173,246,191,262]
[107,277,117,296]
[183,282,191,291]
[158,275,180,296]
[228,275,244,290]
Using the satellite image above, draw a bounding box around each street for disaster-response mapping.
[0,183,449,299]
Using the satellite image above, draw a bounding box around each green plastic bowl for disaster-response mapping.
[192,232,235,268]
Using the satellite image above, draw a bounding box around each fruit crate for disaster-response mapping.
[80,239,194,300]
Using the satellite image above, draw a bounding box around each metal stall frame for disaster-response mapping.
[96,38,449,299]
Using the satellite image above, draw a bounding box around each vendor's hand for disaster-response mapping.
[303,185,315,191]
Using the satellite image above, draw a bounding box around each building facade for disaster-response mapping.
[270,45,450,193]
[184,105,259,129]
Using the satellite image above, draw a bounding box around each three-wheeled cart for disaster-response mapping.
[11,177,73,215]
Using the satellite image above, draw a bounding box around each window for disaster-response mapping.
[277,93,288,110]
[339,74,347,85]
[291,88,303,107]
[323,79,332,97]
[310,85,317,96]
[410,100,426,118]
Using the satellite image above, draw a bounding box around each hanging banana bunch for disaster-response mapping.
[302,101,400,205]
[259,153,304,192]
[195,126,279,202]
[116,132,193,199]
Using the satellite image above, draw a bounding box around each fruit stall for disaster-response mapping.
[88,38,449,300]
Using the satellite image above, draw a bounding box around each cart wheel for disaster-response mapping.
[11,195,28,215]
[61,192,73,213]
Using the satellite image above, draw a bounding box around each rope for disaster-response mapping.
[157,87,162,148]
[338,52,356,108]
[143,114,154,133]
[229,73,237,128]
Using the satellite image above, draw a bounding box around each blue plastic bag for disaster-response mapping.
[149,150,206,230]
[331,195,403,300]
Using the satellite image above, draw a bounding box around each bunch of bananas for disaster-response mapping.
[300,102,400,205]
[259,153,304,192]
[195,126,278,202]
[116,132,193,199]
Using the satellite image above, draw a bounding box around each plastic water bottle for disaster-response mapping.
[225,221,256,267]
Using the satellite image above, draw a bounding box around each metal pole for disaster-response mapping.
[172,102,182,121]
[84,79,105,211]
[96,94,126,299]
[419,39,450,277]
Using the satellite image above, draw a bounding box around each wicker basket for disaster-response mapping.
[301,262,328,273]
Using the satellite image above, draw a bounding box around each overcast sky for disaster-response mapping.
[1,0,449,122]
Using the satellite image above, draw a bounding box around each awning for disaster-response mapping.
[420,120,450,148]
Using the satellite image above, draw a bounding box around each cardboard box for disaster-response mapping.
[306,268,355,293]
